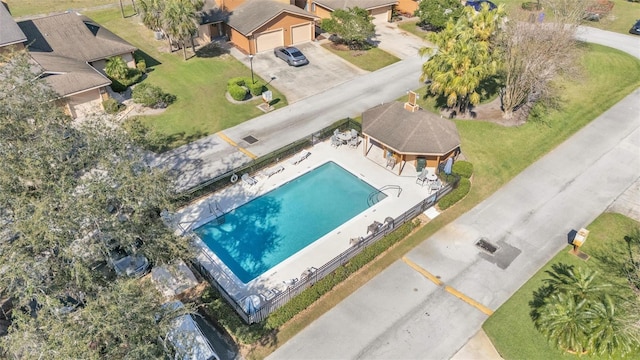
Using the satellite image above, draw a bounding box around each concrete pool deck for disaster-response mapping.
[172,139,438,304]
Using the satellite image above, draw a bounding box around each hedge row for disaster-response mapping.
[109,69,143,93]
[452,160,473,179]
[265,219,420,329]
[438,177,470,210]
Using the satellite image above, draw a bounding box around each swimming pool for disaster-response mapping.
[194,161,386,283]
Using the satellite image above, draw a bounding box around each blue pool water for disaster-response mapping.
[194,161,385,283]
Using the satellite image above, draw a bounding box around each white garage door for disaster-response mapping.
[291,23,312,45]
[256,29,284,52]
[370,7,390,23]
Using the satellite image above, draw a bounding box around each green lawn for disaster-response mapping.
[6,0,117,17]
[483,213,640,359]
[321,44,400,71]
[86,7,287,150]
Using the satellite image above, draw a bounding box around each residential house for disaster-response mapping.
[307,0,397,23]
[0,1,26,54]
[198,0,318,54]
[16,12,137,117]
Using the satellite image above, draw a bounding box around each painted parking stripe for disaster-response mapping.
[444,286,494,316]
[217,132,257,159]
[401,256,493,316]
[402,256,443,286]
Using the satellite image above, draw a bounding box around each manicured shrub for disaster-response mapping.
[452,160,473,179]
[227,77,246,87]
[228,84,248,101]
[132,82,175,108]
[108,69,143,92]
[102,98,122,114]
[136,59,147,73]
[248,82,265,96]
[438,177,470,210]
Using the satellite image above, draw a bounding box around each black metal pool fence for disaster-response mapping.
[181,117,460,324]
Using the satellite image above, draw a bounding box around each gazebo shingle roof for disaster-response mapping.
[362,102,460,155]
[227,0,317,35]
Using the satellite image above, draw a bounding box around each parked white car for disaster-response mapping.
[165,301,219,360]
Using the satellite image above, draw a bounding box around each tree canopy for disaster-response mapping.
[530,264,640,356]
[419,6,505,113]
[139,0,203,59]
[0,52,193,358]
[415,0,465,31]
[321,7,375,50]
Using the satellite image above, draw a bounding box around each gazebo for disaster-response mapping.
[361,101,461,176]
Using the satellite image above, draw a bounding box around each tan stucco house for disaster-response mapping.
[395,0,420,15]
[198,0,318,54]
[15,12,137,118]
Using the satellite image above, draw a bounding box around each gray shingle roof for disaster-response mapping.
[313,0,397,11]
[227,0,318,35]
[0,3,27,47]
[18,12,136,62]
[362,102,460,155]
[30,52,110,97]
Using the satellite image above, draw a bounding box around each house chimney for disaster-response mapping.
[404,90,419,112]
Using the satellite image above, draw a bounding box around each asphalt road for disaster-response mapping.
[267,29,640,360]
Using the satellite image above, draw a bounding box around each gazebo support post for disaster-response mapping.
[398,154,403,175]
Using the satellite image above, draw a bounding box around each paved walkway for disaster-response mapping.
[267,28,640,360]
[150,24,430,192]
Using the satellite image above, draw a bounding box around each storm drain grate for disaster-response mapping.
[243,135,259,144]
[475,237,498,254]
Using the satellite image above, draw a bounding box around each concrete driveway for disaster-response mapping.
[370,19,431,60]
[240,42,367,104]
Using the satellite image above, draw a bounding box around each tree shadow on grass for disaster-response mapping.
[196,43,230,58]
[134,50,161,68]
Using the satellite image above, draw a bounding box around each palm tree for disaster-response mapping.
[163,0,199,60]
[419,6,503,114]
[587,295,640,356]
[530,264,640,356]
[105,56,129,80]
[533,291,593,354]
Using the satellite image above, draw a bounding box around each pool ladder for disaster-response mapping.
[368,185,402,206]
[208,200,225,225]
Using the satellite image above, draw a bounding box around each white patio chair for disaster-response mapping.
[241,173,258,186]
[416,169,428,186]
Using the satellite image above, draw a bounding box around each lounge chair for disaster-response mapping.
[350,129,358,139]
[263,165,284,178]
[416,169,428,186]
[241,173,258,186]
[290,150,310,165]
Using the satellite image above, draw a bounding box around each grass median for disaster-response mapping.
[483,213,640,359]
